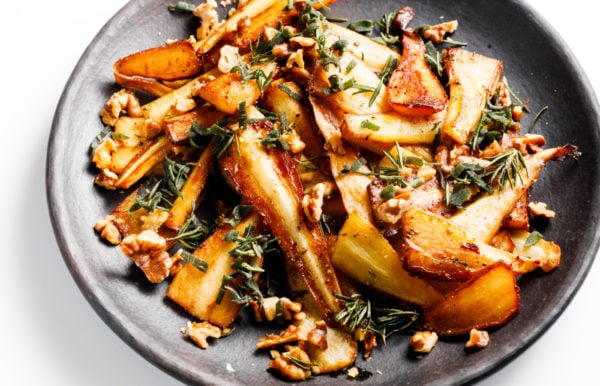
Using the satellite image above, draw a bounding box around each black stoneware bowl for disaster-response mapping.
[47,0,600,384]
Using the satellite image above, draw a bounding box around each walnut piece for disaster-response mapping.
[410,331,438,354]
[422,20,458,44]
[465,328,490,349]
[528,201,556,218]
[94,215,121,245]
[188,321,222,349]
[306,320,328,351]
[100,89,141,126]
[302,181,336,223]
[269,345,312,381]
[256,324,302,349]
[120,230,172,283]
[217,44,240,74]
[193,0,222,40]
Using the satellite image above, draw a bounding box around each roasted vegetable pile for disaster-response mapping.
[90,0,580,381]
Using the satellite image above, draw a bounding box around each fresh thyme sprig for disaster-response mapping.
[335,293,419,342]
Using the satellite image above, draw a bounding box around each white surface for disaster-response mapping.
[0,0,597,385]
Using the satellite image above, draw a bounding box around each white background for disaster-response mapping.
[1,0,597,385]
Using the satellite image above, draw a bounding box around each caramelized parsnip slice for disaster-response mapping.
[387,33,447,117]
[441,48,503,145]
[219,114,342,325]
[449,145,580,243]
[397,208,542,281]
[167,212,261,328]
[423,262,519,336]
[164,139,216,231]
[331,213,443,307]
[342,111,443,153]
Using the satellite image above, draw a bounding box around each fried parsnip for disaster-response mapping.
[219,114,342,324]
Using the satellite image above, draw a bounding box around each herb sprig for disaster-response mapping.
[335,293,419,342]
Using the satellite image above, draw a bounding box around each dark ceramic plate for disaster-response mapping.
[47,0,600,384]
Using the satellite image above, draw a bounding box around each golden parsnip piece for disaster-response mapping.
[331,213,443,307]
[219,115,343,325]
[387,33,448,117]
[397,207,544,281]
[423,262,519,336]
[441,48,503,144]
[114,40,202,96]
[167,212,261,328]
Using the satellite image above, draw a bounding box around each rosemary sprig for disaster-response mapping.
[168,213,211,250]
[189,119,237,159]
[167,1,195,13]
[216,225,278,306]
[334,293,419,342]
[176,248,208,272]
[129,155,193,213]
[443,149,528,208]
[340,142,424,189]
[282,353,317,371]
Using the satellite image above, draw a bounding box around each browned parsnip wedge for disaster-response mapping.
[387,33,448,117]
[114,40,202,96]
[423,262,519,336]
[163,105,225,144]
[219,115,343,325]
[164,140,216,231]
[397,207,542,281]
[449,145,580,243]
[167,212,261,328]
[441,48,503,144]
[331,213,443,307]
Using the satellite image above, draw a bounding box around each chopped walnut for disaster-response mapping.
[362,331,378,360]
[528,201,556,218]
[410,331,438,354]
[100,89,142,126]
[92,138,116,170]
[302,181,336,222]
[422,20,458,43]
[94,168,119,190]
[94,215,122,245]
[194,0,222,40]
[512,105,524,121]
[307,321,328,351]
[496,77,512,107]
[256,324,302,349]
[174,96,197,114]
[120,230,172,283]
[511,133,546,154]
[347,367,360,379]
[269,346,312,381]
[253,297,303,323]
[286,49,306,69]
[217,44,240,74]
[372,187,412,224]
[187,321,222,349]
[289,36,316,48]
[465,328,490,349]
